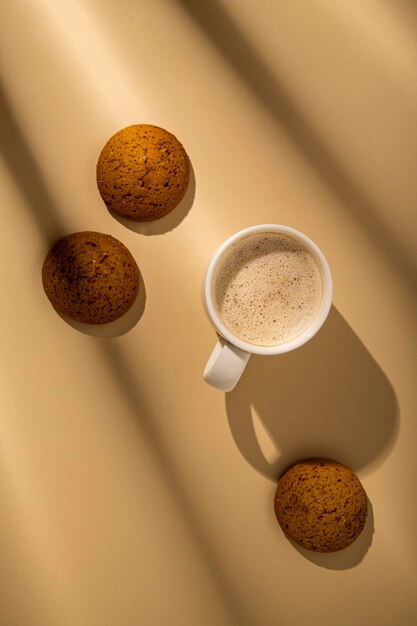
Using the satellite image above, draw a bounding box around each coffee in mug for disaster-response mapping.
[214,232,323,347]
[203,224,332,392]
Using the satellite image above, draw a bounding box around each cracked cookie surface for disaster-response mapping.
[42,231,140,324]
[274,458,368,552]
[96,124,190,221]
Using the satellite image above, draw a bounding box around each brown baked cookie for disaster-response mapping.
[42,231,140,324]
[96,124,190,221]
[274,458,367,552]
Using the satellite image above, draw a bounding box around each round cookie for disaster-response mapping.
[274,458,367,552]
[42,231,140,324]
[96,124,190,221]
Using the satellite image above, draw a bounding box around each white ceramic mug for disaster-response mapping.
[203,224,333,392]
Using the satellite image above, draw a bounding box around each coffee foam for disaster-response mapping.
[214,232,323,346]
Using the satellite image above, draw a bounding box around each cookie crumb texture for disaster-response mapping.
[97,124,190,221]
[274,458,367,552]
[42,231,140,324]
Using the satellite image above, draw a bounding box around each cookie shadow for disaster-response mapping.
[109,160,196,236]
[225,306,399,481]
[287,498,375,570]
[56,273,146,337]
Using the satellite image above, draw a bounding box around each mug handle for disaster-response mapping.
[203,337,251,392]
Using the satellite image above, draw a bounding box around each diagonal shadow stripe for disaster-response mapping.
[100,340,254,626]
[0,80,64,242]
[177,0,417,290]
[0,79,251,625]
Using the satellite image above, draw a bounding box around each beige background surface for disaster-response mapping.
[1,1,417,625]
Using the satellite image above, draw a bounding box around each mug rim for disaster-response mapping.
[204,224,333,356]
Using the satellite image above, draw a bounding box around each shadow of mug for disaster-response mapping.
[226,306,399,480]
[226,307,398,567]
